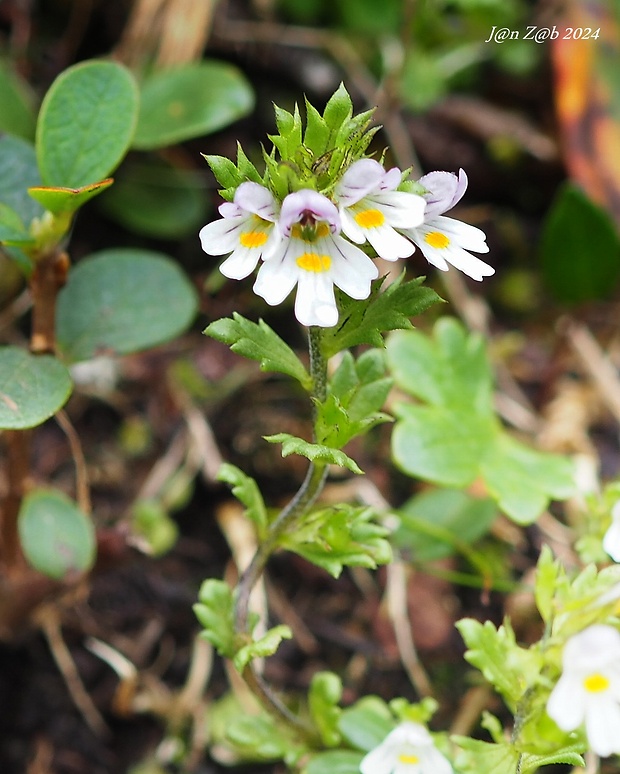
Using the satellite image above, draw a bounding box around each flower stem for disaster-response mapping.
[232,326,329,740]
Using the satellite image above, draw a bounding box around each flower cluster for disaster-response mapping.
[200,160,492,327]
[547,624,620,757]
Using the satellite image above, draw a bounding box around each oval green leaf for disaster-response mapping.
[0,135,43,225]
[18,489,95,579]
[0,347,72,429]
[99,158,207,238]
[36,60,139,188]
[56,249,199,363]
[132,61,254,150]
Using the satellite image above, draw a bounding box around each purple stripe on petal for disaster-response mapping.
[280,189,340,235]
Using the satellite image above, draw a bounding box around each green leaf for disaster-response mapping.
[387,318,493,412]
[0,135,43,226]
[322,84,353,138]
[480,435,575,525]
[389,320,575,524]
[304,98,330,156]
[394,488,497,562]
[279,505,392,577]
[453,736,520,774]
[205,313,311,389]
[56,249,198,363]
[28,178,114,216]
[233,624,292,671]
[0,59,37,140]
[322,274,441,357]
[308,672,343,747]
[0,347,72,429]
[391,403,496,487]
[456,618,541,708]
[304,751,365,774]
[133,61,254,150]
[338,696,395,752]
[98,158,207,238]
[540,183,620,304]
[36,60,138,188]
[226,713,294,762]
[0,203,34,246]
[217,463,268,535]
[264,433,363,475]
[18,489,95,579]
[193,579,236,657]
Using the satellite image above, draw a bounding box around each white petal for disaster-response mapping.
[439,244,494,281]
[253,254,297,305]
[340,208,366,244]
[366,224,415,261]
[372,191,426,229]
[564,626,620,671]
[420,169,468,218]
[430,216,489,253]
[417,746,454,774]
[219,248,260,280]
[547,674,586,731]
[604,521,620,562]
[336,159,386,206]
[584,693,620,757]
[294,273,338,327]
[234,181,278,221]
[360,743,398,774]
[327,235,378,298]
[199,216,245,255]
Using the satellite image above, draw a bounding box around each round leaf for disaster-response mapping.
[0,347,72,429]
[133,61,254,150]
[0,135,43,225]
[36,60,139,188]
[99,159,207,238]
[18,489,95,579]
[56,249,199,363]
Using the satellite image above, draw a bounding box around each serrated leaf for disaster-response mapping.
[233,624,292,671]
[56,249,198,363]
[322,274,441,357]
[18,489,95,579]
[279,505,392,577]
[193,579,236,657]
[533,546,563,624]
[204,154,243,192]
[205,313,312,388]
[453,736,520,774]
[28,178,113,216]
[322,83,353,137]
[217,463,268,535]
[304,98,330,156]
[133,61,254,150]
[0,347,72,429]
[264,433,363,475]
[309,672,343,747]
[456,618,541,708]
[37,60,138,188]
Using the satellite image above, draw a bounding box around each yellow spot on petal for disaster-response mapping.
[398,753,419,765]
[296,253,331,273]
[292,222,331,242]
[240,230,268,248]
[424,231,450,249]
[316,222,330,238]
[584,673,610,693]
[354,208,385,229]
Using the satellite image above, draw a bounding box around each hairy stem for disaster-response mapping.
[232,326,328,740]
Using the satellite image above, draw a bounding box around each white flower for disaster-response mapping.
[603,501,620,562]
[401,169,494,281]
[254,189,378,327]
[359,722,453,774]
[336,159,426,261]
[199,181,281,279]
[547,624,620,757]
